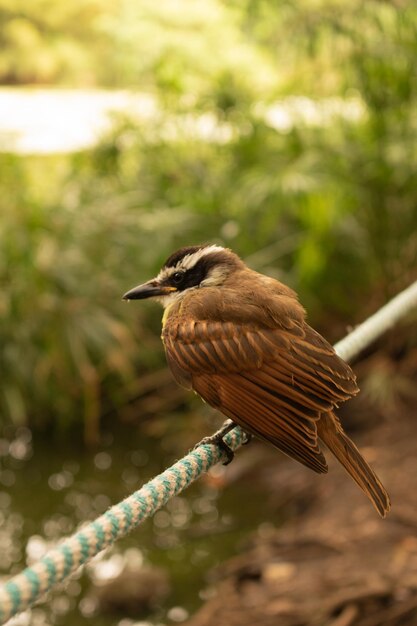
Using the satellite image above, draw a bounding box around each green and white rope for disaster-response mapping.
[334,280,417,362]
[0,428,247,624]
[1,280,416,624]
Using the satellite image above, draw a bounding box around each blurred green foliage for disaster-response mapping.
[1,1,416,435]
[0,0,275,89]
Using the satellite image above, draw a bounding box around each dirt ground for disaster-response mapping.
[186,404,417,626]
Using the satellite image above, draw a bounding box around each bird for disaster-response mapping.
[123,244,390,517]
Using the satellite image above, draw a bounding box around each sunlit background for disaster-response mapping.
[1,1,417,625]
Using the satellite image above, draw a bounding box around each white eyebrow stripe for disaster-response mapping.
[156,266,177,281]
[157,245,225,281]
[179,245,225,270]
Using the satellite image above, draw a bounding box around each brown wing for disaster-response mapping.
[163,319,358,473]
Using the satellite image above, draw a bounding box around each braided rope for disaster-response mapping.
[1,280,416,624]
[0,428,247,624]
[334,280,417,362]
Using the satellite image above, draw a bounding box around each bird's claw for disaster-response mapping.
[194,419,236,465]
[195,434,235,465]
[242,433,253,446]
[193,420,252,465]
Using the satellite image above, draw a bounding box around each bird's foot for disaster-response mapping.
[194,420,236,465]
[197,435,235,465]
[242,433,253,446]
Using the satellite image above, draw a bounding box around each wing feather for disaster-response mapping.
[254,365,333,412]
[162,317,358,472]
[194,372,328,473]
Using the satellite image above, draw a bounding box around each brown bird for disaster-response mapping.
[123,245,390,517]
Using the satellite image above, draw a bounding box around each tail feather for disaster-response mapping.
[317,413,391,518]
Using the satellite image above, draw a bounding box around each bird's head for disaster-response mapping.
[123,244,244,307]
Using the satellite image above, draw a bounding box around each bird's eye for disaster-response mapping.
[172,271,184,285]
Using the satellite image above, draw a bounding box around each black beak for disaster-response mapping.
[122,280,177,301]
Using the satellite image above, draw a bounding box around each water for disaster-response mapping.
[0,88,364,154]
[1,423,278,625]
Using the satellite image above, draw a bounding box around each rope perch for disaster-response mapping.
[1,280,417,624]
[334,280,417,361]
[0,428,247,624]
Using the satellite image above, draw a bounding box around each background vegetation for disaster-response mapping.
[2,3,417,626]
[1,0,416,440]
